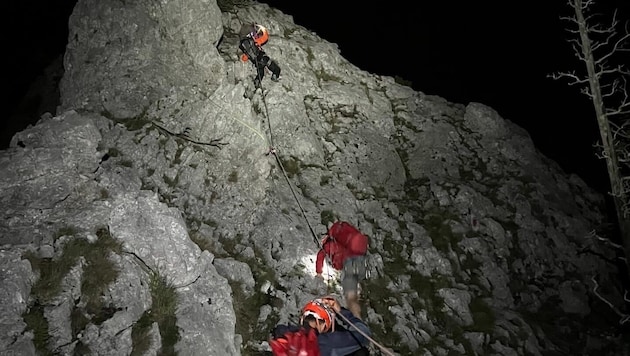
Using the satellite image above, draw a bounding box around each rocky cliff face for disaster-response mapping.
[1,0,628,355]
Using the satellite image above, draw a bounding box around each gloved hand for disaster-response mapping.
[320,296,341,313]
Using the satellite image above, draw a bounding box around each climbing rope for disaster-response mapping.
[251,53,342,296]
[249,52,393,354]
[249,58,338,294]
[253,70,321,249]
[258,83,276,153]
[334,311,396,356]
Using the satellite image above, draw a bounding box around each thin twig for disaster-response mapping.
[591,276,630,325]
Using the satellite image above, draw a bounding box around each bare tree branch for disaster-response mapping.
[151,122,229,149]
[591,276,630,325]
[553,0,630,276]
[589,229,625,250]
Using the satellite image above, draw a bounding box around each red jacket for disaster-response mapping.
[270,327,320,356]
[316,240,348,273]
[315,222,368,274]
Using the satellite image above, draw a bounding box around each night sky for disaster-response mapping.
[259,0,630,198]
[2,0,77,149]
[266,1,630,201]
[4,0,630,197]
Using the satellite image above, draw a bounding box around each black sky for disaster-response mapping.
[258,0,630,197]
[4,0,630,196]
[2,0,77,148]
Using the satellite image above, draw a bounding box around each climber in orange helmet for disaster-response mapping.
[238,22,281,89]
[270,296,371,356]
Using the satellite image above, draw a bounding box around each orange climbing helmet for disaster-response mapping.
[300,299,334,333]
[252,24,269,46]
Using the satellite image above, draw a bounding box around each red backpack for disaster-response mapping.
[269,328,320,356]
[327,221,368,256]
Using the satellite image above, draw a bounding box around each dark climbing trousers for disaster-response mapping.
[341,255,366,294]
[349,347,370,355]
[239,37,281,87]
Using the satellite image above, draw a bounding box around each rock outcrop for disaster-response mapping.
[0,0,627,355]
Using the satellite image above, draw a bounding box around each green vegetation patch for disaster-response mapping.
[320,210,336,226]
[131,311,154,356]
[314,69,343,83]
[189,232,281,354]
[22,303,51,356]
[149,272,180,355]
[468,297,496,333]
[280,156,301,178]
[217,0,252,12]
[53,226,78,242]
[129,271,179,356]
[23,227,123,355]
[423,209,462,253]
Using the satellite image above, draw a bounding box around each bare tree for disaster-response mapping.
[551,0,630,273]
